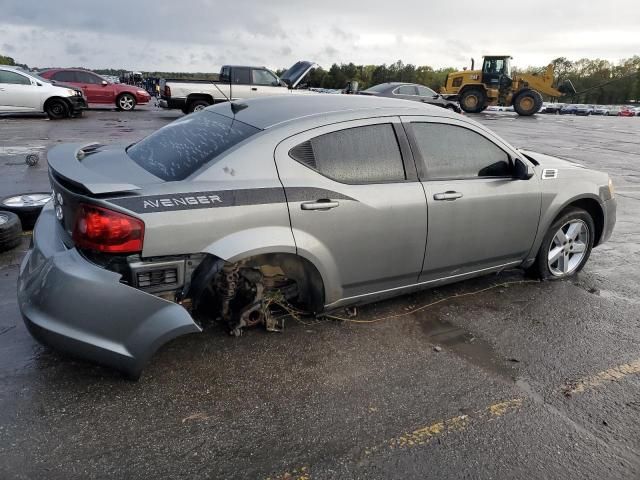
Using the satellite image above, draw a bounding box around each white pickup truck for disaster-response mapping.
[159,60,316,114]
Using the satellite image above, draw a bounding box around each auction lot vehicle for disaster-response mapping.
[560,104,579,115]
[441,55,576,116]
[575,104,595,116]
[0,66,87,119]
[39,68,151,111]
[359,82,461,112]
[592,105,610,115]
[18,95,616,378]
[544,103,564,114]
[159,60,315,113]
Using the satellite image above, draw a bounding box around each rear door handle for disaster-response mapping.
[251,87,258,91]
[301,200,340,210]
[433,191,463,201]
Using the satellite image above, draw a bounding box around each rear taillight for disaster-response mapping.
[164,85,171,97]
[73,204,144,253]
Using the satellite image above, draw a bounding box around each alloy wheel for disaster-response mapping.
[547,219,589,276]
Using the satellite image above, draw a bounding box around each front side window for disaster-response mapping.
[252,69,278,86]
[418,86,437,97]
[289,124,406,184]
[127,111,261,181]
[0,70,31,85]
[411,123,511,179]
[231,68,251,84]
[396,85,417,95]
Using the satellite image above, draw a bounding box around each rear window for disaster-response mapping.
[127,111,260,181]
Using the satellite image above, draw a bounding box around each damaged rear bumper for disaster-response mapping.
[17,203,201,378]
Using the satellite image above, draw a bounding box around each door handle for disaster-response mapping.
[433,191,463,201]
[301,200,340,210]
[251,87,258,91]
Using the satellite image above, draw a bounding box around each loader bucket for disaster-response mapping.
[557,79,576,95]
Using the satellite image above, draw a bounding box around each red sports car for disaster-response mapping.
[39,68,151,111]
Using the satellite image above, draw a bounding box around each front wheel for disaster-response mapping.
[530,207,595,280]
[116,93,136,111]
[45,99,69,120]
[513,89,543,116]
[458,88,487,113]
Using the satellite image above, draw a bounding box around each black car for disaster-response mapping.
[359,82,461,112]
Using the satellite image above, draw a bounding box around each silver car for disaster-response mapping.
[18,95,616,378]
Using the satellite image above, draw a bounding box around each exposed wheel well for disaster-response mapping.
[558,198,604,246]
[189,252,325,314]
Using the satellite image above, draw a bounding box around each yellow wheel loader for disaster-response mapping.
[441,55,576,115]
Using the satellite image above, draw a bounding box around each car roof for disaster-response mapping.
[208,94,456,129]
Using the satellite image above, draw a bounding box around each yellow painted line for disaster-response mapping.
[267,398,523,478]
[563,359,640,396]
[372,397,523,454]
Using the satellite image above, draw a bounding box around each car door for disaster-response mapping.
[74,71,109,103]
[274,117,428,306]
[228,67,252,100]
[402,116,541,282]
[250,68,285,97]
[417,86,442,106]
[0,70,39,111]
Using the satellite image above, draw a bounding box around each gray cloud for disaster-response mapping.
[1,0,638,72]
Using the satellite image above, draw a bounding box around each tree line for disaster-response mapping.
[3,53,639,104]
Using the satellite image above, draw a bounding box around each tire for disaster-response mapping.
[0,211,22,253]
[45,99,69,120]
[513,89,543,116]
[0,193,52,230]
[116,93,136,111]
[530,207,595,280]
[188,99,211,113]
[458,88,486,113]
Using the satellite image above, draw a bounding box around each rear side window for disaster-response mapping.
[127,111,260,181]
[396,85,417,95]
[289,124,406,183]
[411,123,511,179]
[52,71,77,82]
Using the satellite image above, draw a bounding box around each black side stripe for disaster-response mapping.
[109,187,354,213]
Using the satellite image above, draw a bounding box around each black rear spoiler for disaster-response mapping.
[47,143,141,195]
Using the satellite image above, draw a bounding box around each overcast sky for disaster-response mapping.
[1,0,639,72]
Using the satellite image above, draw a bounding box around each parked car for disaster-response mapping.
[544,103,564,114]
[575,104,595,116]
[592,105,610,115]
[618,107,636,117]
[18,95,616,378]
[359,82,461,112]
[608,105,624,116]
[560,104,579,115]
[39,68,151,111]
[159,60,316,114]
[0,66,86,119]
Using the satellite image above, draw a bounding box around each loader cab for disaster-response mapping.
[482,56,512,89]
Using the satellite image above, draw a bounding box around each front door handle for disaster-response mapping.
[251,87,258,91]
[433,191,463,201]
[301,200,340,210]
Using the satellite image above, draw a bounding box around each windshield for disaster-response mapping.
[127,111,261,181]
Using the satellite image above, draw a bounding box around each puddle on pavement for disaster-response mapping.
[419,315,518,380]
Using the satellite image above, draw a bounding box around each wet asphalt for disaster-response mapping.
[0,105,639,479]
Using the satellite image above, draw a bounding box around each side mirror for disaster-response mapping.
[514,158,534,180]
[101,80,108,86]
[432,94,439,99]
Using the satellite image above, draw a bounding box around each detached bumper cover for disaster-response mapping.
[18,204,201,377]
